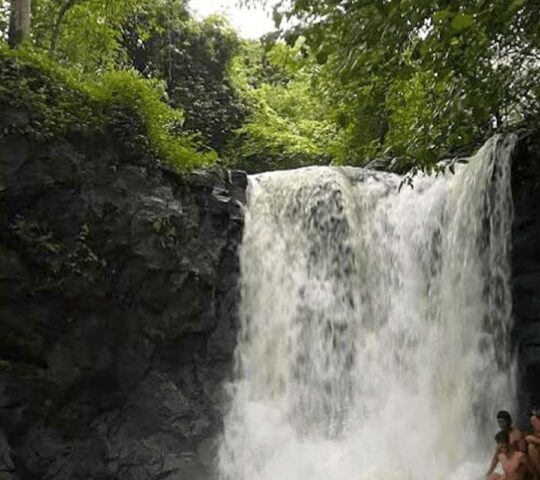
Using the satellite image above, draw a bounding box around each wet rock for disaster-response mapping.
[512,131,540,422]
[0,430,14,473]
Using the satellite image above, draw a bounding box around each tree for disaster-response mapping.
[31,0,148,70]
[225,39,335,172]
[123,4,249,151]
[248,0,540,167]
[49,0,79,54]
[8,0,30,47]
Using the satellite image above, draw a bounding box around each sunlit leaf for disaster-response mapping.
[450,13,474,31]
[433,10,451,24]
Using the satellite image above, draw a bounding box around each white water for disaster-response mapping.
[219,136,517,480]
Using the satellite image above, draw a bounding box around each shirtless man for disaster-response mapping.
[526,409,540,479]
[487,411,527,478]
[487,431,532,480]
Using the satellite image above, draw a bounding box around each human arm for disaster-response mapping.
[486,451,499,477]
[526,434,540,446]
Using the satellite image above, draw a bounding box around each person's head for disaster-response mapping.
[530,407,540,419]
[497,410,512,431]
[495,430,510,453]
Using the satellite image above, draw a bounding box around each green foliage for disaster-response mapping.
[384,70,490,169]
[227,39,335,172]
[3,0,537,172]
[96,70,216,169]
[0,45,215,169]
[0,46,98,140]
[123,4,248,152]
[31,0,149,70]
[259,0,540,168]
[1,0,337,172]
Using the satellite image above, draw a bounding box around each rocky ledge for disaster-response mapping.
[0,106,246,480]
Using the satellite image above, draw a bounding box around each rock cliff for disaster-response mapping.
[0,106,246,480]
[512,132,540,421]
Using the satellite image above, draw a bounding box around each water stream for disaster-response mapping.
[219,135,517,480]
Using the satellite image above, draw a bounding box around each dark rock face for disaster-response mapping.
[512,132,540,419]
[0,111,246,479]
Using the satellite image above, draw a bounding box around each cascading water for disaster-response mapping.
[219,135,517,480]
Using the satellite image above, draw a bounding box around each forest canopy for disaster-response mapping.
[259,0,540,168]
[2,0,539,172]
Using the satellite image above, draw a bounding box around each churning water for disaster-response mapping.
[219,135,517,480]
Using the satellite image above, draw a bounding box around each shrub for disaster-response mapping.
[0,45,216,170]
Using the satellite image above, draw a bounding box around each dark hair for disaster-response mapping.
[531,408,540,418]
[495,430,510,444]
[497,410,512,421]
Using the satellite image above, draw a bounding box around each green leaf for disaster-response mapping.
[510,0,526,10]
[433,10,450,24]
[272,8,283,27]
[419,42,430,57]
[315,49,329,65]
[285,32,299,47]
[450,13,474,31]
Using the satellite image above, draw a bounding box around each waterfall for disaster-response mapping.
[219,135,517,480]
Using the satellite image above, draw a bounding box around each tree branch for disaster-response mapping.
[50,0,79,55]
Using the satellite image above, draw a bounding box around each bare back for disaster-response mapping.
[509,427,526,453]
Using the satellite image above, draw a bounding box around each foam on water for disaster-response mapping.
[219,135,517,480]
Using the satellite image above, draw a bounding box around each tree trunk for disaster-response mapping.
[8,0,31,48]
[50,0,79,55]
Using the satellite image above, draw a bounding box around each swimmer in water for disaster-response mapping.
[487,411,527,478]
[487,430,532,480]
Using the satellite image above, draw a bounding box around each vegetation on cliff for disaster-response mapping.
[1,0,540,171]
[0,46,218,169]
[0,0,334,172]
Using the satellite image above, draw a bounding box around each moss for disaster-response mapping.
[0,46,217,170]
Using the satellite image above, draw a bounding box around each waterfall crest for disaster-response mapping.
[219,135,517,480]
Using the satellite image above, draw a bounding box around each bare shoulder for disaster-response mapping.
[511,427,524,437]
